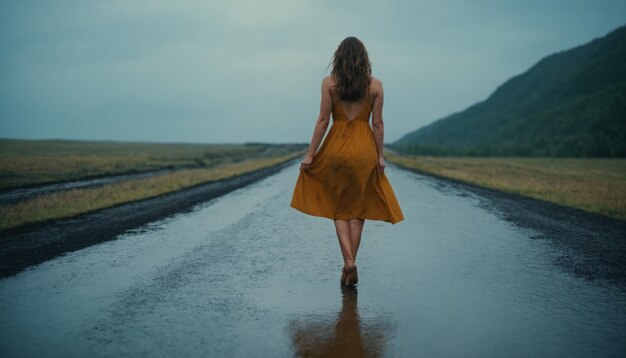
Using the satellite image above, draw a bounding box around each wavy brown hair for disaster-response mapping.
[330,36,372,101]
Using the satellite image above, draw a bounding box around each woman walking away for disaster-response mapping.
[290,36,404,287]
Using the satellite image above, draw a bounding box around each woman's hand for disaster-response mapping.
[377,156,386,174]
[300,154,314,172]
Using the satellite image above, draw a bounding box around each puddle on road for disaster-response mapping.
[1,162,625,357]
[287,286,393,357]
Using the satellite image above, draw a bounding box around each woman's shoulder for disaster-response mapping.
[369,76,383,97]
[322,75,334,89]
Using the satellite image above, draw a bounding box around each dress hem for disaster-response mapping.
[290,203,404,225]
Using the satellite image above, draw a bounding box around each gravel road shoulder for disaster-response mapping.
[390,161,626,289]
[0,157,299,278]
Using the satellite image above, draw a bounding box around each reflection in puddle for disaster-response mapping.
[288,286,392,357]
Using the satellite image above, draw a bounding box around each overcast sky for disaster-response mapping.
[1,1,625,144]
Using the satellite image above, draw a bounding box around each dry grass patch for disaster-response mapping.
[0,139,268,189]
[0,152,302,230]
[386,151,626,221]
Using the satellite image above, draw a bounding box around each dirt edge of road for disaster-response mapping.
[0,157,300,279]
[389,161,626,289]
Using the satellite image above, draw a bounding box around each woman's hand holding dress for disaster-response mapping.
[300,154,314,172]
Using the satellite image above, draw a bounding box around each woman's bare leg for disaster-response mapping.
[348,219,365,261]
[334,219,355,268]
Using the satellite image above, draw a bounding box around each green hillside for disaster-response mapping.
[392,25,626,157]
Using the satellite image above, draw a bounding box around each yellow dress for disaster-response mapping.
[290,92,404,224]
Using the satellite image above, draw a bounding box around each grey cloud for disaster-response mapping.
[1,0,625,143]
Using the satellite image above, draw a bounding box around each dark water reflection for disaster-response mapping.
[288,286,392,358]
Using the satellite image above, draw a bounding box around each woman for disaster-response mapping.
[290,36,404,287]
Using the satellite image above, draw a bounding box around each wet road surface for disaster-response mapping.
[1,161,625,357]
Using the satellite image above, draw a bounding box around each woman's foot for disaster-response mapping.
[343,264,358,286]
[340,266,348,285]
[350,266,358,286]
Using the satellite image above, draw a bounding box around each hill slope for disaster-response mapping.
[392,25,626,157]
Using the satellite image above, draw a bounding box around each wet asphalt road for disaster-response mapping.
[1,161,625,357]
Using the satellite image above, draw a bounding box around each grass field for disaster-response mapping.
[0,138,299,190]
[385,151,626,221]
[0,139,305,230]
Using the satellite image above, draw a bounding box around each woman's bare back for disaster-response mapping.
[329,75,382,122]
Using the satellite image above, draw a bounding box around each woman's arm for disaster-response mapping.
[371,78,386,173]
[301,76,332,171]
